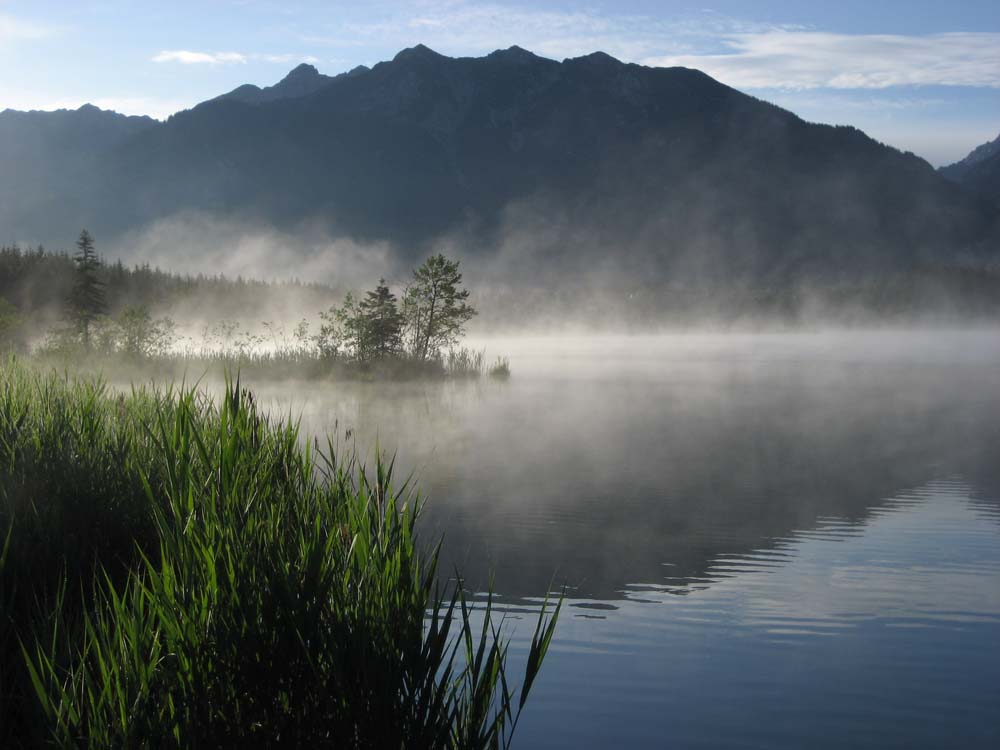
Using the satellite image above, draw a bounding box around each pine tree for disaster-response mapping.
[358,279,403,359]
[69,229,107,348]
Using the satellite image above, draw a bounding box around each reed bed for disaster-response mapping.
[445,348,486,378]
[488,357,511,380]
[0,359,556,748]
[30,346,517,384]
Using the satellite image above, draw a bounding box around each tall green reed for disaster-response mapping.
[0,360,557,748]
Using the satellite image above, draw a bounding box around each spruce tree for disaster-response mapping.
[358,279,403,359]
[69,229,107,348]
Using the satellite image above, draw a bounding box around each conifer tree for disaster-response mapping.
[359,278,403,359]
[69,229,107,347]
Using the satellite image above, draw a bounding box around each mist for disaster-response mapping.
[240,329,1000,600]
[32,179,984,342]
[113,212,398,289]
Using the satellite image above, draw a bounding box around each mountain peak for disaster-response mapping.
[281,62,321,83]
[567,50,621,66]
[958,132,1000,168]
[939,130,1000,200]
[392,44,445,63]
[487,45,541,64]
[940,131,1000,174]
[216,62,332,105]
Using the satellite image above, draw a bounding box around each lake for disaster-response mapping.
[255,330,1000,749]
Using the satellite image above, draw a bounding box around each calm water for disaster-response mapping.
[257,331,1000,748]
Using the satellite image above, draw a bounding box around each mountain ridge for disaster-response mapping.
[940,132,1000,205]
[1,45,997,281]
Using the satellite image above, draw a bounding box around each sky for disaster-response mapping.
[0,0,998,166]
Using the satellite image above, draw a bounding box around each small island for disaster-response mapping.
[0,231,511,382]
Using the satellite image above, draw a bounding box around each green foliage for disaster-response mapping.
[8,240,507,382]
[317,280,405,362]
[114,305,177,357]
[40,305,176,359]
[318,291,362,360]
[0,243,335,330]
[404,255,477,361]
[68,230,107,348]
[358,278,405,359]
[0,361,556,747]
[0,298,23,350]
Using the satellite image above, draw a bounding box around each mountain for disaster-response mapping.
[214,62,370,105]
[940,132,1000,205]
[1,46,997,282]
[0,105,155,245]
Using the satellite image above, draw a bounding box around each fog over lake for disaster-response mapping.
[247,330,1000,749]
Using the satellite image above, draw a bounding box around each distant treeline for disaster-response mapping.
[470,264,1000,330]
[1,236,506,381]
[5,242,1000,336]
[0,243,336,324]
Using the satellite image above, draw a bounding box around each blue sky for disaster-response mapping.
[1,0,998,165]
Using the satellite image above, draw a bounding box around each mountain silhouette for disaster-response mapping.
[1,46,997,281]
[940,132,1000,207]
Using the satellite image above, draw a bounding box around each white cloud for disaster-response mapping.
[304,3,1000,92]
[151,50,320,66]
[645,31,1000,90]
[259,53,320,64]
[152,50,248,65]
[311,3,753,62]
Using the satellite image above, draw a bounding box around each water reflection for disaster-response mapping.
[511,481,1000,749]
[249,332,1000,748]
[253,332,1000,605]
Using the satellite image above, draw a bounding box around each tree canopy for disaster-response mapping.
[317,256,476,363]
[403,254,477,361]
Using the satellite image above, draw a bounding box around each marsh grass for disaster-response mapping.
[33,318,510,384]
[0,359,557,748]
[488,357,511,380]
[30,348,458,384]
[445,348,486,378]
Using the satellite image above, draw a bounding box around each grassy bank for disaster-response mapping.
[0,359,556,748]
[26,345,512,384]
